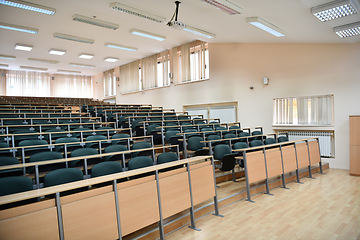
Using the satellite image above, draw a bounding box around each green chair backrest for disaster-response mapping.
[0,176,33,196]
[207,135,221,141]
[214,144,231,160]
[69,148,99,167]
[264,138,276,145]
[104,145,127,161]
[157,152,178,164]
[85,135,107,148]
[91,162,123,178]
[29,151,63,163]
[187,136,205,151]
[224,133,236,139]
[250,140,264,147]
[165,130,180,143]
[278,136,289,142]
[111,133,130,145]
[55,137,80,152]
[252,130,263,136]
[44,168,83,187]
[128,156,153,170]
[239,132,250,137]
[233,142,248,150]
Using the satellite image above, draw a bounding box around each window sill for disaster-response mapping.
[272,125,334,131]
[174,78,209,86]
[120,85,171,95]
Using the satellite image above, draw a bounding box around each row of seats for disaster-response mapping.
[0,152,180,198]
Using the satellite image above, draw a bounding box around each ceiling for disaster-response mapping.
[0,0,359,76]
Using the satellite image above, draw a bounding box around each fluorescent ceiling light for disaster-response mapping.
[183,25,216,38]
[311,0,359,22]
[246,17,285,37]
[72,14,119,30]
[69,63,95,68]
[79,53,94,59]
[334,21,360,38]
[28,58,59,64]
[15,44,33,51]
[20,66,47,71]
[104,57,119,63]
[201,0,242,15]
[57,69,81,74]
[53,33,94,44]
[0,0,56,15]
[130,29,165,41]
[0,22,38,34]
[0,54,16,60]
[110,2,166,23]
[105,42,138,51]
[49,49,66,55]
[0,64,9,68]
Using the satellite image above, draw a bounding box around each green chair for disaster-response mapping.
[131,141,152,157]
[278,136,289,142]
[165,130,180,143]
[265,138,277,145]
[44,168,84,187]
[104,145,128,161]
[18,139,49,158]
[250,140,264,147]
[44,129,67,142]
[157,152,179,164]
[252,130,263,140]
[70,148,101,168]
[0,142,12,157]
[207,134,222,147]
[13,130,38,146]
[187,136,208,157]
[233,142,248,168]
[111,133,130,145]
[96,127,114,135]
[28,152,64,174]
[73,127,93,138]
[147,124,162,145]
[239,132,250,142]
[55,137,82,156]
[0,157,22,177]
[229,125,241,134]
[128,156,154,179]
[213,144,238,182]
[0,176,33,196]
[91,161,123,178]
[85,135,107,149]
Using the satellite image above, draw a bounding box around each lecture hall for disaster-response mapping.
[0,0,359,239]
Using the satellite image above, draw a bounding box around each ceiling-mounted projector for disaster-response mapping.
[168,20,185,30]
[167,1,185,30]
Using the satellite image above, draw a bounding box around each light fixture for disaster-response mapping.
[311,0,359,22]
[104,57,119,63]
[334,21,360,38]
[49,49,66,55]
[69,63,95,68]
[183,25,216,38]
[72,14,119,30]
[110,2,166,23]
[57,69,81,74]
[0,54,16,60]
[79,53,94,59]
[20,66,47,71]
[0,64,9,68]
[53,33,94,44]
[28,58,59,64]
[15,44,33,51]
[0,0,56,15]
[246,17,285,37]
[200,0,242,15]
[105,43,138,51]
[0,22,38,34]
[130,29,166,41]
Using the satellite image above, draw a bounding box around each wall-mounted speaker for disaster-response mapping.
[51,77,55,81]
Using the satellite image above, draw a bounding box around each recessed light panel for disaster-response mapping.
[53,33,94,44]
[28,58,59,64]
[58,69,81,74]
[0,0,56,15]
[334,21,360,38]
[0,54,16,60]
[0,22,38,34]
[183,25,216,38]
[49,49,66,55]
[0,64,9,68]
[130,29,166,41]
[20,66,47,71]
[79,53,94,59]
[69,63,95,68]
[15,44,33,51]
[104,57,119,63]
[110,2,166,23]
[311,0,359,22]
[72,14,119,30]
[105,42,137,51]
[246,17,285,37]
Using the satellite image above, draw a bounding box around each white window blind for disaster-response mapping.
[119,60,140,93]
[104,69,115,97]
[273,94,334,125]
[6,70,51,97]
[51,74,92,98]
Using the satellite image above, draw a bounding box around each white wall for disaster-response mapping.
[111,42,360,170]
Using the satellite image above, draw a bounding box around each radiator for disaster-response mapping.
[287,131,333,158]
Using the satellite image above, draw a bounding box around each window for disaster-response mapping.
[104,69,116,97]
[273,94,334,125]
[6,70,50,97]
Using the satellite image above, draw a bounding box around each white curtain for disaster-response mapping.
[5,70,50,97]
[51,74,92,98]
[141,54,157,89]
[180,43,191,83]
[119,60,140,93]
[104,69,115,97]
[274,95,333,125]
[171,47,180,84]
